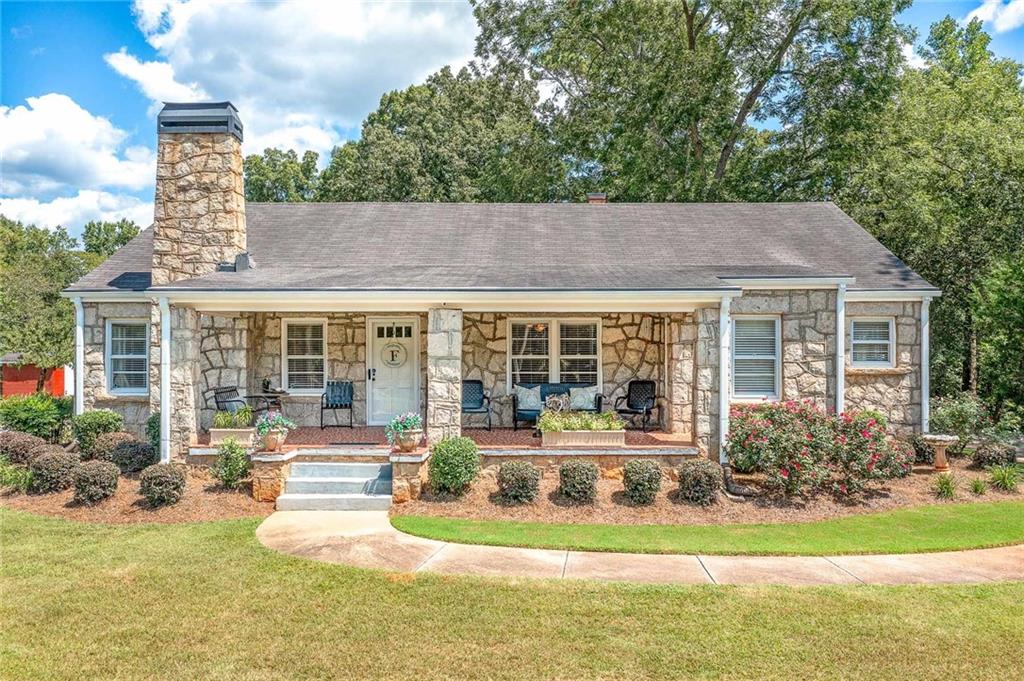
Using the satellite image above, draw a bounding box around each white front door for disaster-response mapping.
[367,318,419,425]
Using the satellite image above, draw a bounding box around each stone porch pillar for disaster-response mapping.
[665,314,696,439]
[426,308,463,444]
[694,307,721,460]
[153,302,201,461]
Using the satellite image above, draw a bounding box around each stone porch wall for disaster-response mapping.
[844,301,922,432]
[81,301,156,437]
[197,314,249,431]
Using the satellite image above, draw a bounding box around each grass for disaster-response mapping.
[2,508,1023,680]
[392,500,1024,556]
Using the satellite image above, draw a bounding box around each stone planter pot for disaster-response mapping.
[209,427,255,447]
[393,429,423,453]
[261,429,288,452]
[542,430,626,447]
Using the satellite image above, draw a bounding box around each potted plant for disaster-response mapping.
[538,410,627,447]
[255,411,296,452]
[208,405,255,446]
[386,412,423,453]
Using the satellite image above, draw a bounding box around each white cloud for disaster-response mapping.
[0,190,153,234]
[104,47,207,110]
[107,0,478,158]
[967,0,1024,33]
[0,93,156,196]
[901,43,927,70]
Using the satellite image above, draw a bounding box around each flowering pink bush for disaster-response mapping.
[727,401,913,497]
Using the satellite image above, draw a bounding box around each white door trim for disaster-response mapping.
[365,316,420,426]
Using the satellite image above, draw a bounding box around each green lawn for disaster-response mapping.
[392,500,1024,556]
[2,508,1024,680]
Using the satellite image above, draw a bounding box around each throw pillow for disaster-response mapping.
[569,386,599,410]
[514,385,542,410]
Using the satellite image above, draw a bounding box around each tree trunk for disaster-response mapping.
[962,317,978,394]
[36,368,47,394]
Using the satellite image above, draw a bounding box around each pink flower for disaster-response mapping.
[779,468,790,479]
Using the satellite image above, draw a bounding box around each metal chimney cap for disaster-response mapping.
[157,101,243,141]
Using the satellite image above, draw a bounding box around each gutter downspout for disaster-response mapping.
[835,283,846,415]
[72,297,85,415]
[922,298,930,433]
[159,297,172,463]
[718,298,731,464]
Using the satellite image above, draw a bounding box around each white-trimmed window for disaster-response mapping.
[732,317,780,399]
[106,321,148,395]
[282,319,326,393]
[508,319,601,388]
[851,318,895,367]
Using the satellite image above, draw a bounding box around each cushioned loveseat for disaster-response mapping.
[510,382,604,430]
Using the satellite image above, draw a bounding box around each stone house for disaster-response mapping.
[64,102,939,476]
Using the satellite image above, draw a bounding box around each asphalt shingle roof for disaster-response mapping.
[67,202,935,293]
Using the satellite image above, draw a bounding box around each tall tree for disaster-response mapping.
[81,218,141,256]
[244,148,320,202]
[837,18,1024,400]
[317,66,565,202]
[472,0,910,201]
[0,217,97,390]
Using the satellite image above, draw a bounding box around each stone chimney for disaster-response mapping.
[151,102,246,285]
[586,192,608,204]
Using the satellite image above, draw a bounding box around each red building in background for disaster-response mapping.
[0,353,65,397]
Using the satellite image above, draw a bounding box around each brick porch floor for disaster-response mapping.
[197,426,693,449]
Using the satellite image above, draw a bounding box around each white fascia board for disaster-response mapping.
[152,289,743,312]
[60,291,153,302]
[846,289,942,302]
[718,277,856,289]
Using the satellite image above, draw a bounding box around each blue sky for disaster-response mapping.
[2,0,1023,238]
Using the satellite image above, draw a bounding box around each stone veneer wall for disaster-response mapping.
[197,314,249,431]
[665,314,696,440]
[151,132,246,285]
[80,301,156,437]
[461,313,669,429]
[427,308,463,443]
[844,301,922,432]
[694,307,720,457]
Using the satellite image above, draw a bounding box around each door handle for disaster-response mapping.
[368,368,376,381]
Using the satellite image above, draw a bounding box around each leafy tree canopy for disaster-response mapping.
[81,218,141,257]
[244,148,320,202]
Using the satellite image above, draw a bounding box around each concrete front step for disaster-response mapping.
[275,493,393,511]
[284,476,393,495]
[289,462,392,479]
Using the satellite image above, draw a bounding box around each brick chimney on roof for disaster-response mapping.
[151,102,247,286]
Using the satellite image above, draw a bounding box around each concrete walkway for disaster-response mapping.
[255,511,1024,586]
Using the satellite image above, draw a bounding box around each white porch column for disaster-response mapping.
[72,297,85,415]
[921,298,931,433]
[159,297,172,463]
[426,307,463,444]
[718,297,731,464]
[835,283,846,415]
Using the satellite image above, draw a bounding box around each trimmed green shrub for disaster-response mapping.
[677,459,721,506]
[139,464,186,506]
[146,412,161,451]
[29,451,80,493]
[930,393,989,456]
[72,410,124,456]
[988,464,1020,492]
[0,393,65,440]
[428,437,480,495]
[537,410,625,432]
[934,473,957,499]
[970,478,987,496]
[28,444,67,463]
[972,441,1016,469]
[558,459,599,502]
[73,460,119,505]
[623,459,661,505]
[112,440,158,474]
[497,461,540,504]
[211,438,250,489]
[90,432,138,462]
[0,460,33,493]
[0,431,46,465]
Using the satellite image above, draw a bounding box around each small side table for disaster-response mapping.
[245,391,289,416]
[921,434,959,472]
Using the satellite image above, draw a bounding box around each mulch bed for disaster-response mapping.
[1,467,273,525]
[393,457,1021,526]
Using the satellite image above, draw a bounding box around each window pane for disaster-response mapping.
[734,319,776,356]
[852,321,890,342]
[559,322,598,356]
[560,358,597,385]
[853,344,891,363]
[733,359,776,395]
[510,322,549,356]
[287,324,324,356]
[110,323,146,356]
[511,357,549,385]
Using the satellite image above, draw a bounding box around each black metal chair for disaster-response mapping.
[321,380,354,429]
[205,386,270,416]
[615,380,658,432]
[461,380,492,431]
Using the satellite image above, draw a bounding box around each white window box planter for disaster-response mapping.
[541,430,626,447]
[209,427,256,447]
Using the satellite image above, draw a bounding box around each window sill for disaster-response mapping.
[98,392,149,402]
[846,366,911,377]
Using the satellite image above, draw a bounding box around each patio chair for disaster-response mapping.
[205,386,271,416]
[461,380,492,431]
[321,380,354,429]
[615,380,658,432]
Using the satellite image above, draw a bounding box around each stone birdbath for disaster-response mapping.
[921,434,959,472]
